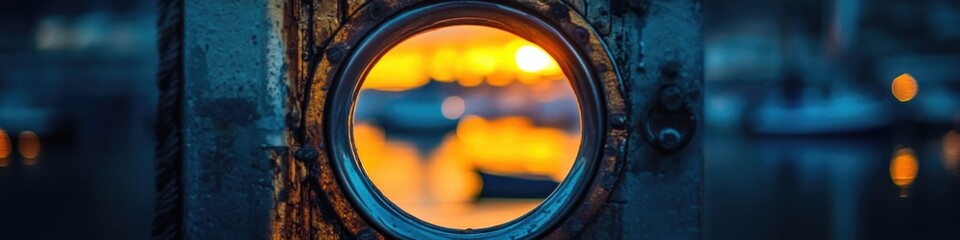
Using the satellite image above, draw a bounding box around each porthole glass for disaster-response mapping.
[352,25,582,229]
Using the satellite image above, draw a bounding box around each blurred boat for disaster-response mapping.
[749,88,893,135]
[475,170,558,199]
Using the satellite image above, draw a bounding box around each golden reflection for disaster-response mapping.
[354,118,580,228]
[354,123,425,204]
[890,147,918,197]
[0,128,11,159]
[364,51,430,91]
[454,115,580,182]
[362,26,563,91]
[19,131,41,161]
[942,130,960,175]
[891,73,918,102]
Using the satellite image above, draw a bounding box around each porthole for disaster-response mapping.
[317,1,624,239]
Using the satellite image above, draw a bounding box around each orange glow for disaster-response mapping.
[18,131,40,161]
[429,46,459,82]
[364,51,430,91]
[354,118,580,228]
[427,137,483,203]
[890,147,918,197]
[362,26,564,91]
[441,96,466,119]
[353,123,425,204]
[891,73,918,102]
[453,115,580,182]
[943,131,960,175]
[516,45,552,72]
[0,128,10,159]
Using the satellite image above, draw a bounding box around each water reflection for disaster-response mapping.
[942,130,960,175]
[354,119,579,228]
[889,147,918,197]
[18,130,40,160]
[0,128,10,159]
[454,115,580,182]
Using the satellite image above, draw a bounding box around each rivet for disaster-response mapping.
[610,113,628,130]
[326,46,344,64]
[368,3,386,21]
[301,48,312,62]
[574,27,589,45]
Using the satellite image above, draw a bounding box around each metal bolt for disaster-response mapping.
[574,27,589,45]
[301,48,312,62]
[326,46,344,64]
[368,3,386,21]
[659,85,684,111]
[657,127,682,150]
[610,113,628,130]
[295,146,318,161]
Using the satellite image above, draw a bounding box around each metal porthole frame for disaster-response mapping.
[301,0,629,239]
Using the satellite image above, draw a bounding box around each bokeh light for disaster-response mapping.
[890,147,918,197]
[942,130,960,175]
[891,73,918,102]
[360,25,564,91]
[0,128,11,159]
[441,96,466,120]
[515,45,552,73]
[18,130,41,161]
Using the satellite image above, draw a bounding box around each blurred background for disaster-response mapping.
[704,0,960,239]
[0,0,959,239]
[0,0,156,239]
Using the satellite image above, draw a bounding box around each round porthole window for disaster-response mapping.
[319,1,623,239]
[353,25,581,229]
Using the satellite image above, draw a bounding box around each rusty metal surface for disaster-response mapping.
[180,0,701,239]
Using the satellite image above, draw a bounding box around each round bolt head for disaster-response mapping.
[657,127,682,150]
[573,27,590,44]
[326,47,345,64]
